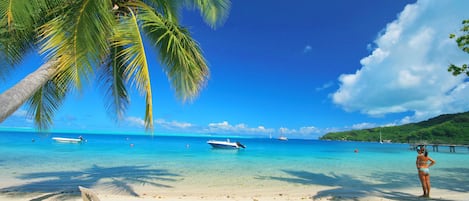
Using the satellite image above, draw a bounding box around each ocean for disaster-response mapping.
[0,131,468,200]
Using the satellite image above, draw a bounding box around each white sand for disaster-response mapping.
[0,180,468,201]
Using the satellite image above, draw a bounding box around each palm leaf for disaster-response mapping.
[26,77,67,130]
[0,0,37,76]
[99,45,130,121]
[183,0,230,29]
[112,8,154,131]
[134,2,209,102]
[38,0,115,91]
[141,0,181,23]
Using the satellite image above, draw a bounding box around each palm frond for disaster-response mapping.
[0,0,37,74]
[38,0,115,91]
[34,0,70,25]
[26,78,67,130]
[134,2,209,102]
[112,8,153,131]
[183,0,230,29]
[141,0,181,23]
[99,45,130,121]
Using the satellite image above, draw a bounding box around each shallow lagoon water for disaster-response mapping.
[0,131,468,199]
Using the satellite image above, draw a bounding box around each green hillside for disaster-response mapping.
[320,111,469,144]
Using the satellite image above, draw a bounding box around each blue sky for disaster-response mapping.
[2,0,469,139]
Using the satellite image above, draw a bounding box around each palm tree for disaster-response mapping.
[0,0,230,131]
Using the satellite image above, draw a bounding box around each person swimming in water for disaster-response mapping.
[416,147,436,198]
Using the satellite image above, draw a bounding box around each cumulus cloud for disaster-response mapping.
[204,123,322,138]
[207,121,273,134]
[155,118,193,130]
[118,114,332,139]
[121,117,324,138]
[332,0,469,123]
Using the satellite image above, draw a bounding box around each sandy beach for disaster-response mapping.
[0,178,468,201]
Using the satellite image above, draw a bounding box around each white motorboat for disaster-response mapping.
[207,139,245,149]
[278,136,288,141]
[52,136,84,143]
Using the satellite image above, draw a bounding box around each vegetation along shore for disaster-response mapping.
[321,111,469,145]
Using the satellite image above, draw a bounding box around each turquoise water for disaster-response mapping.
[1,131,469,199]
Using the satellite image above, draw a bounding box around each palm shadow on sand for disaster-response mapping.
[0,164,180,200]
[259,168,465,201]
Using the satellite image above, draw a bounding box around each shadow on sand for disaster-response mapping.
[258,168,468,201]
[0,164,180,201]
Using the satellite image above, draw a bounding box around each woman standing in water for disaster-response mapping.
[416,147,436,197]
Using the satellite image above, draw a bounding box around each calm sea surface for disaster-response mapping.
[0,131,468,197]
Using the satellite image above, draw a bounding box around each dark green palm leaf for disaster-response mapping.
[0,0,37,76]
[99,45,130,121]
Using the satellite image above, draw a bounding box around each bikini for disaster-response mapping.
[419,167,429,174]
[417,157,430,174]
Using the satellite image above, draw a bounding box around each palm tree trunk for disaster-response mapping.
[0,60,57,122]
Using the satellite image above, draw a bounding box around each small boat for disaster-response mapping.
[278,136,288,141]
[278,129,288,141]
[207,139,245,149]
[52,136,84,143]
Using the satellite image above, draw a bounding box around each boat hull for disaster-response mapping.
[207,140,245,149]
[52,137,83,143]
[278,136,288,141]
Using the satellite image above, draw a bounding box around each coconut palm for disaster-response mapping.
[0,0,230,131]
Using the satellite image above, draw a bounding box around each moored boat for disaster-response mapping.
[207,139,245,149]
[278,136,288,141]
[52,136,84,143]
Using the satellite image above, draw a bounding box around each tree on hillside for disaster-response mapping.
[448,19,469,76]
[0,0,230,131]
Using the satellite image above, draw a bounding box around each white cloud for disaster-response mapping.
[12,109,27,117]
[125,116,145,127]
[304,45,312,53]
[351,122,377,130]
[208,121,231,129]
[12,109,34,123]
[397,70,421,87]
[123,117,325,139]
[316,81,334,91]
[125,117,195,131]
[332,0,469,123]
[156,118,193,129]
[207,121,273,134]
[279,126,321,137]
[298,126,321,134]
[360,48,389,66]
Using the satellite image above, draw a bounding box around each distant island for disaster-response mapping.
[320,111,469,145]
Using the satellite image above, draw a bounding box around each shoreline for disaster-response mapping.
[1,180,468,201]
[1,133,469,201]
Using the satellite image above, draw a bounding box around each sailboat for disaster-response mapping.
[379,130,383,144]
[278,130,288,141]
[379,130,392,144]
